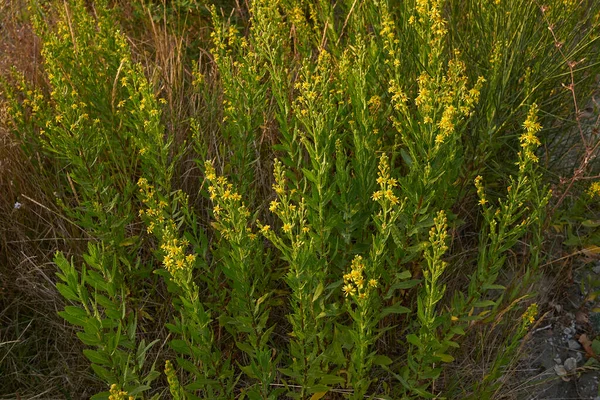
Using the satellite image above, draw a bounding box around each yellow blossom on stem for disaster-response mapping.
[588,181,600,197]
[343,284,356,297]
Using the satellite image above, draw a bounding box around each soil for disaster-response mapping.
[512,261,600,400]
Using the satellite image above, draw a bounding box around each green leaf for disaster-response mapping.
[392,279,421,290]
[90,392,110,400]
[185,378,219,389]
[119,236,139,247]
[396,270,412,280]
[406,334,422,348]
[58,310,88,328]
[313,282,324,303]
[144,370,161,383]
[169,339,192,356]
[128,385,151,396]
[308,385,330,393]
[91,363,117,383]
[236,341,255,356]
[302,168,318,185]
[77,331,101,346]
[137,338,160,368]
[435,353,455,363]
[83,349,111,366]
[380,303,411,318]
[473,300,496,308]
[372,355,393,366]
[56,283,79,301]
[482,283,506,290]
[450,326,465,336]
[319,374,345,385]
[400,148,413,167]
[582,220,600,228]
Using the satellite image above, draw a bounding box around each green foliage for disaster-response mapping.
[55,245,160,398]
[3,0,600,398]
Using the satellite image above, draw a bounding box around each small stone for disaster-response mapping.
[574,352,583,363]
[563,327,573,337]
[568,339,582,350]
[564,357,577,372]
[554,364,568,376]
[553,356,562,364]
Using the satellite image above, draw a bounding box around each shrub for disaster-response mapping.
[2,0,600,398]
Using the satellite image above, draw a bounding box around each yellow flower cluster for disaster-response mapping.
[389,79,409,113]
[429,210,449,253]
[474,175,488,206]
[165,360,181,397]
[372,154,400,205]
[588,181,600,198]
[138,178,196,279]
[518,104,542,169]
[138,178,166,234]
[205,162,245,204]
[289,6,311,43]
[436,105,457,144]
[368,95,382,113]
[343,255,378,300]
[380,4,400,66]
[588,181,600,197]
[204,161,256,243]
[415,0,447,40]
[521,303,538,329]
[209,12,239,63]
[262,159,311,239]
[161,233,197,275]
[292,50,333,118]
[108,384,133,400]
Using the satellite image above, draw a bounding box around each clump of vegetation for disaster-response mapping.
[1,0,600,398]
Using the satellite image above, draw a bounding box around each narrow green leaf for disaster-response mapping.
[372,354,393,366]
[380,303,411,318]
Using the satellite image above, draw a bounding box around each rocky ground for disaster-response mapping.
[515,260,600,400]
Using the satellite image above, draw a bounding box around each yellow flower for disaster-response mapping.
[282,223,292,233]
[372,191,383,201]
[522,303,538,328]
[588,181,600,198]
[368,279,378,288]
[343,284,356,297]
[269,200,279,212]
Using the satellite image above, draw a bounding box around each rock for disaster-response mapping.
[564,357,578,372]
[554,364,568,377]
[563,327,573,337]
[553,356,562,364]
[568,339,582,350]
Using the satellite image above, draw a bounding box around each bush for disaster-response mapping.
[2,0,600,398]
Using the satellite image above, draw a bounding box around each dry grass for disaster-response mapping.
[0,1,101,398]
